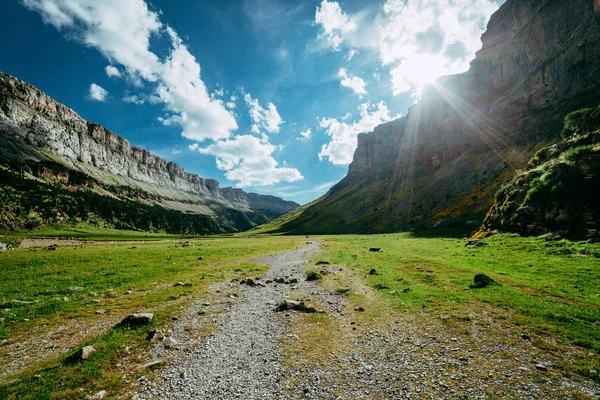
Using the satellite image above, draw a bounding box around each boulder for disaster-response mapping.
[74,345,96,361]
[120,313,154,327]
[472,274,494,288]
[369,248,381,252]
[147,330,165,343]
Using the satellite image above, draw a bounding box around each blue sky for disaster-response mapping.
[0,0,504,204]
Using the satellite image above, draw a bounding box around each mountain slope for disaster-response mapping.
[0,72,299,233]
[275,0,600,234]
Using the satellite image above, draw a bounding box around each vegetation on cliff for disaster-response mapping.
[483,106,600,238]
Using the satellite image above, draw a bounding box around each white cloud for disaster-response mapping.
[338,68,366,96]
[105,65,122,78]
[319,101,397,165]
[243,93,284,134]
[123,94,144,104]
[314,0,357,51]
[194,135,303,187]
[312,0,499,96]
[380,0,498,95]
[88,83,108,101]
[23,0,238,142]
[297,128,312,141]
[346,49,357,61]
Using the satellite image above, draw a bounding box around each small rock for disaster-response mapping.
[289,278,298,284]
[95,309,106,315]
[143,360,165,369]
[535,364,548,371]
[246,278,257,287]
[89,292,98,297]
[521,334,531,340]
[174,282,184,287]
[389,290,398,295]
[147,330,165,343]
[472,273,494,288]
[369,269,378,275]
[89,390,106,399]
[70,286,84,292]
[106,292,118,299]
[120,313,153,327]
[355,307,365,312]
[62,297,69,302]
[164,337,178,349]
[125,290,133,294]
[198,256,204,260]
[369,248,381,252]
[74,345,97,361]
[403,287,411,293]
[91,299,101,304]
[374,283,388,290]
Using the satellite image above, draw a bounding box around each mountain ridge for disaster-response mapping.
[0,72,299,232]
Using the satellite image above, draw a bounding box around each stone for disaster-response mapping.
[355,307,365,312]
[289,278,298,284]
[198,256,204,260]
[472,274,494,288]
[95,309,106,315]
[70,286,84,291]
[74,345,97,361]
[164,337,178,349]
[369,268,378,275]
[369,248,381,252]
[120,313,154,327]
[89,390,106,399]
[147,330,165,343]
[245,278,257,287]
[174,282,184,287]
[535,364,549,371]
[143,360,165,369]
[521,334,531,340]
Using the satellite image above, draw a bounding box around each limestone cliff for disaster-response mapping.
[278,0,600,234]
[221,188,299,218]
[0,72,297,231]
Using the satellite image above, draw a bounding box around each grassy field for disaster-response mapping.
[302,233,600,383]
[1,229,599,398]
[0,233,304,399]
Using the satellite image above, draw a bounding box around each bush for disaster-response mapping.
[562,106,600,138]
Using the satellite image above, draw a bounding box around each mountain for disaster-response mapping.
[482,106,600,238]
[0,72,299,233]
[273,0,600,234]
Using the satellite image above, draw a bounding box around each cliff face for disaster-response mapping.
[279,0,600,234]
[0,72,298,230]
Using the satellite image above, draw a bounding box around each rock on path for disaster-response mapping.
[135,242,321,400]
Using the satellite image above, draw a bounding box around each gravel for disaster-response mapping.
[135,241,327,399]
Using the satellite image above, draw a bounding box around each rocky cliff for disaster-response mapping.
[277,0,600,234]
[0,72,298,232]
[221,188,299,218]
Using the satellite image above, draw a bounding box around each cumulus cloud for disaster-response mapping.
[105,65,122,78]
[297,128,312,141]
[314,0,357,51]
[338,68,366,96]
[193,135,303,187]
[319,101,396,165]
[88,83,108,101]
[23,0,237,141]
[243,93,284,134]
[380,0,498,95]
[313,0,500,96]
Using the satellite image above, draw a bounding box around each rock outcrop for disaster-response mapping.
[277,0,600,234]
[482,107,600,238]
[0,72,298,231]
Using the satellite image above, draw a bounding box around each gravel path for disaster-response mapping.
[135,241,326,399]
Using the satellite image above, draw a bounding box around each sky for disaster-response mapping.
[0,0,504,204]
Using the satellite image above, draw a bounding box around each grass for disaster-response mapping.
[300,233,600,383]
[0,233,304,399]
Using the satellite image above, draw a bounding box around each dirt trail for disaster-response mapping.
[135,241,327,400]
